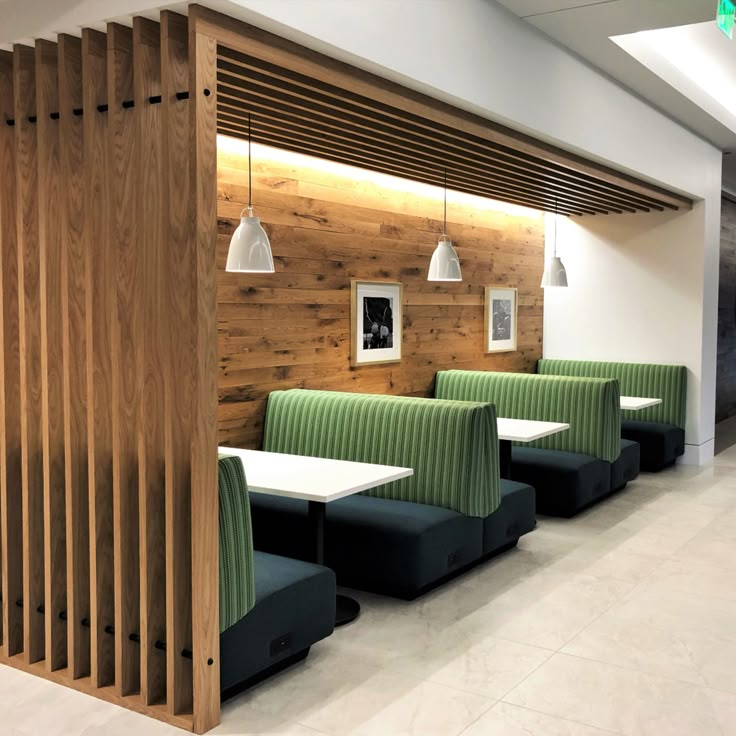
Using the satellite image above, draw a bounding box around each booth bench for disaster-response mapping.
[248,389,536,600]
[537,359,686,471]
[435,370,639,517]
[218,454,336,698]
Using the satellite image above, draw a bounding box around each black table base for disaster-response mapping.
[499,439,512,479]
[308,500,361,628]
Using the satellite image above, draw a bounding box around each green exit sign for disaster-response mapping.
[718,0,735,39]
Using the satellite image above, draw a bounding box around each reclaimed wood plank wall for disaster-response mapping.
[216,137,546,448]
[0,9,220,733]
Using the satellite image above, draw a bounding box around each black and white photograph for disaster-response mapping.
[351,281,403,366]
[485,286,517,353]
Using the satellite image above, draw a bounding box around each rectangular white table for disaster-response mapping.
[218,447,413,626]
[621,396,662,411]
[496,418,570,478]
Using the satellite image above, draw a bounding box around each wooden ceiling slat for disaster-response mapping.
[217,93,614,215]
[191,6,691,212]
[216,117,589,216]
[217,77,637,214]
[216,56,659,213]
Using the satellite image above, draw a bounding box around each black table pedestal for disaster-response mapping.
[308,500,361,627]
[499,439,512,479]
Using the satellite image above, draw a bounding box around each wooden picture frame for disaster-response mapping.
[484,286,518,353]
[351,280,403,367]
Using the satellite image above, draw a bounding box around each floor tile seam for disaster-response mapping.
[451,697,498,736]
[492,646,556,702]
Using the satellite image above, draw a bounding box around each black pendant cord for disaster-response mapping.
[443,168,447,236]
[553,197,558,257]
[248,113,252,211]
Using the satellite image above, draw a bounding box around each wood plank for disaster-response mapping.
[0,50,23,657]
[37,37,68,673]
[188,13,220,733]
[58,33,90,680]
[82,28,115,689]
[15,43,45,665]
[107,22,141,697]
[133,16,167,707]
[161,9,194,717]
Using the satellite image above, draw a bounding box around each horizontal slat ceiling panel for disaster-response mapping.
[214,43,692,216]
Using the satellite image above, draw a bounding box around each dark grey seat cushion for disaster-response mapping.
[220,551,336,697]
[621,420,685,472]
[249,493,484,600]
[610,439,640,492]
[484,480,536,554]
[510,446,611,517]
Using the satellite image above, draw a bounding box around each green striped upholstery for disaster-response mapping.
[218,454,256,633]
[537,359,687,429]
[435,370,621,463]
[263,389,500,518]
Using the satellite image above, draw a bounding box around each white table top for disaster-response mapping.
[218,447,414,503]
[497,417,570,442]
[620,396,662,411]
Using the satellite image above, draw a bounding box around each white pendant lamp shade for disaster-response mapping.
[541,198,568,288]
[226,113,275,273]
[541,256,568,287]
[226,206,275,273]
[428,235,462,281]
[428,169,462,282]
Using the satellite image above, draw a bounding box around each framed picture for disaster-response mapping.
[351,280,403,367]
[484,286,517,353]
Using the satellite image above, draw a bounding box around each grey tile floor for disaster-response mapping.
[2,436,736,736]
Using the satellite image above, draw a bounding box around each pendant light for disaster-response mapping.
[428,169,462,282]
[541,197,568,288]
[226,114,275,273]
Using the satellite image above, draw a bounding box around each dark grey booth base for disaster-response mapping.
[621,420,685,472]
[249,481,536,601]
[220,551,336,698]
[611,439,641,492]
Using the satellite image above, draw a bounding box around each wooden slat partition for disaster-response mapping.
[188,10,220,732]
[82,27,115,690]
[58,33,90,681]
[133,16,167,707]
[15,43,46,666]
[0,50,23,658]
[107,22,141,698]
[37,38,68,673]
[0,9,222,731]
[161,9,194,717]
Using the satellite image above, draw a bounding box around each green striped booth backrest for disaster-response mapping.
[537,359,687,429]
[263,389,500,519]
[435,370,621,463]
[218,454,256,634]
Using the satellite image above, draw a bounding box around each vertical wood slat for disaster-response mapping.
[82,28,116,689]
[133,16,167,706]
[15,43,45,665]
[0,50,23,657]
[161,10,193,716]
[37,38,68,673]
[188,14,220,734]
[108,22,141,697]
[58,33,90,680]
